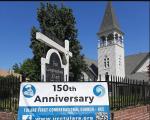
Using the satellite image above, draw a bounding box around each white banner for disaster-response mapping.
[18,82,110,120]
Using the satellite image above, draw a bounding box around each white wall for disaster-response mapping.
[98,44,125,80]
[82,71,89,81]
[137,57,150,72]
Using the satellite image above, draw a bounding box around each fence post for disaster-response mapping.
[111,112,114,120]
[110,75,113,110]
[105,74,109,82]
[142,80,145,104]
[99,74,101,81]
[22,73,26,82]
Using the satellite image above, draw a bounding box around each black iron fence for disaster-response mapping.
[105,75,150,110]
[0,75,149,112]
[0,76,20,112]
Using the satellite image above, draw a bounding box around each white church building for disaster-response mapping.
[83,2,150,82]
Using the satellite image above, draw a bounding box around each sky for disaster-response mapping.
[0,1,149,70]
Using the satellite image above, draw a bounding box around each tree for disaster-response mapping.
[13,59,39,81]
[15,3,87,81]
[12,63,21,73]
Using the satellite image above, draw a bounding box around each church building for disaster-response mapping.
[83,2,150,82]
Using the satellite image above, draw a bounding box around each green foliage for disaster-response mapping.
[12,59,39,81]
[12,2,87,81]
[12,63,21,73]
[20,59,39,81]
[29,2,87,81]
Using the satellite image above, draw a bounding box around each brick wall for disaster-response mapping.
[0,112,15,120]
[0,105,150,120]
[111,105,150,120]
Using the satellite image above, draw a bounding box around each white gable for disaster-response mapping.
[137,57,150,73]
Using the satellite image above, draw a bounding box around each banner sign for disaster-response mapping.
[18,82,110,120]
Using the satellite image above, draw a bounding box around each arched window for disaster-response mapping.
[104,56,110,68]
[107,34,114,45]
[107,58,109,67]
[100,36,106,47]
[104,58,107,68]
[119,36,123,44]
[107,34,114,40]
[115,34,118,40]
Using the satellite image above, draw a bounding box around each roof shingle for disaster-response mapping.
[98,2,122,35]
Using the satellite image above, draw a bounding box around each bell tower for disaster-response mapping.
[97,2,125,80]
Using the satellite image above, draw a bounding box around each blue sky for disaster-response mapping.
[0,1,149,70]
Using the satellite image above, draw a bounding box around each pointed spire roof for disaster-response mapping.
[98,2,123,35]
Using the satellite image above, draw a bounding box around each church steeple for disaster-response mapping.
[97,2,125,81]
[98,1,123,36]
